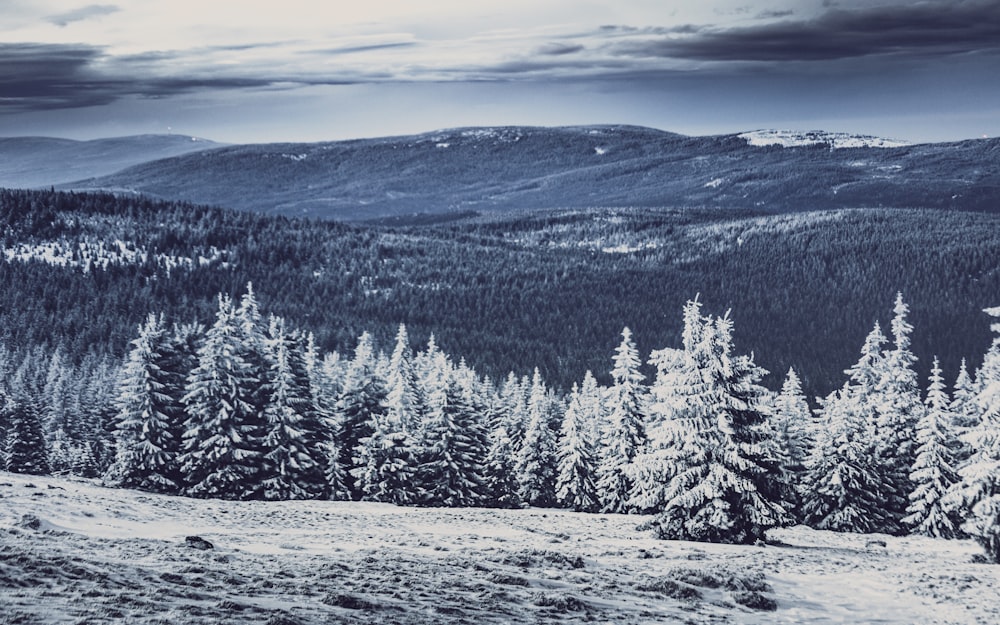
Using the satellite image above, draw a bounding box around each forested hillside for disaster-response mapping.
[60,126,1000,220]
[0,135,221,188]
[1,189,998,401]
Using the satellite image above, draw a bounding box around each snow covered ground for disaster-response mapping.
[739,130,910,149]
[2,472,998,625]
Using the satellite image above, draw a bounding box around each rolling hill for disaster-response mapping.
[0,134,223,189]
[58,126,1000,220]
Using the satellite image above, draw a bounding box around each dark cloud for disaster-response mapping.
[614,1,1000,62]
[536,42,584,56]
[0,43,118,110]
[756,10,794,19]
[0,43,331,111]
[315,42,417,55]
[47,4,119,27]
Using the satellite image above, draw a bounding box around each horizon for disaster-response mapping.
[0,123,976,147]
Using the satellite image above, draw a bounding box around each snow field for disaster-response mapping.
[2,472,998,625]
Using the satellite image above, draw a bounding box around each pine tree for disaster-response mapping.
[179,295,267,500]
[516,368,558,507]
[946,307,1000,562]
[801,384,896,533]
[903,357,962,538]
[647,301,788,544]
[578,371,606,451]
[801,323,900,533]
[3,398,49,475]
[629,346,687,515]
[875,293,923,528]
[385,324,424,434]
[260,317,329,500]
[483,372,524,508]
[418,376,489,507]
[596,327,648,513]
[336,332,387,499]
[106,314,184,493]
[771,367,814,520]
[352,414,416,505]
[951,359,979,464]
[556,383,600,512]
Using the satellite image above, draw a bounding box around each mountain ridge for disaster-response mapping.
[0,134,224,189]
[27,125,996,220]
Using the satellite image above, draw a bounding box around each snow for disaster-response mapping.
[740,130,910,149]
[2,471,998,625]
[594,147,607,155]
[2,239,227,275]
[705,178,724,188]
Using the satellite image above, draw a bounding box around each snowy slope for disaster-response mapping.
[1,472,997,624]
[739,129,911,149]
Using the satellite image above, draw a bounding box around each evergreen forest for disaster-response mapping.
[2,188,1000,559]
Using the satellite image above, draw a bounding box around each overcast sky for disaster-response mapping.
[1,1,997,143]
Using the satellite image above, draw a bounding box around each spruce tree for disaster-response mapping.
[801,322,899,533]
[801,384,896,533]
[951,359,978,464]
[946,307,1000,562]
[516,368,557,507]
[352,414,416,505]
[180,295,267,500]
[596,327,647,513]
[385,324,424,434]
[903,357,962,538]
[418,376,489,507]
[771,367,814,520]
[875,293,923,528]
[647,301,788,544]
[260,318,329,500]
[336,332,387,499]
[556,383,600,512]
[107,314,184,493]
[3,398,49,475]
[629,346,687,515]
[483,372,524,508]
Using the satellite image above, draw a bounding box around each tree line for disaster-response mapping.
[3,285,999,561]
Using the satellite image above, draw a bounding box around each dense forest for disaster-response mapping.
[4,279,1000,560]
[0,182,997,554]
[0,189,998,402]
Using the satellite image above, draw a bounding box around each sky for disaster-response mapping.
[0,0,998,144]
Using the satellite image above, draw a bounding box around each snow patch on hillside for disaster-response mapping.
[2,239,228,274]
[740,130,910,149]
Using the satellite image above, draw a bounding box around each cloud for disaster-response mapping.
[0,42,304,111]
[756,10,794,19]
[611,1,1000,62]
[47,4,119,27]
[315,41,417,55]
[0,43,117,110]
[535,42,584,56]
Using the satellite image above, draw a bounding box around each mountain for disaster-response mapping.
[0,134,222,189]
[58,125,1000,220]
[2,189,999,401]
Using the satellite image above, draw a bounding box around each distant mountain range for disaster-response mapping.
[0,135,223,188]
[1,126,995,221]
